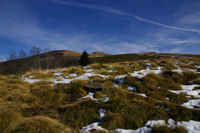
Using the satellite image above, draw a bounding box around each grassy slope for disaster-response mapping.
[0,54,200,132]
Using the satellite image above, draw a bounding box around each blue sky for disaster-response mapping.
[0,0,200,59]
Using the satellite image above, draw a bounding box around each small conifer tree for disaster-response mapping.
[79,50,89,66]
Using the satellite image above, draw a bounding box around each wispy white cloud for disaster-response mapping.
[54,0,200,34]
[178,11,200,25]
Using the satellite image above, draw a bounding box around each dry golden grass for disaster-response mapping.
[10,116,68,133]
[1,55,200,132]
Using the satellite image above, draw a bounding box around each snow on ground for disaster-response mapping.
[195,65,200,69]
[177,120,200,133]
[80,92,109,103]
[137,93,147,97]
[80,109,107,133]
[146,120,166,127]
[23,76,43,84]
[23,71,109,84]
[130,66,162,78]
[127,86,137,92]
[113,75,127,87]
[182,99,200,109]
[114,67,162,86]
[171,69,183,73]
[113,127,151,133]
[114,75,127,83]
[170,84,200,98]
[112,119,200,133]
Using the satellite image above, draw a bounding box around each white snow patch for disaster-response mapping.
[113,82,119,87]
[108,70,113,73]
[145,120,166,127]
[177,120,200,133]
[113,127,151,133]
[127,86,137,92]
[80,109,107,133]
[165,97,170,100]
[80,92,109,103]
[23,77,42,84]
[137,93,147,97]
[23,72,109,84]
[131,66,162,78]
[114,75,127,83]
[68,73,78,77]
[99,109,106,119]
[195,65,200,69]
[54,72,63,76]
[112,119,200,133]
[171,69,183,73]
[182,99,200,109]
[170,84,200,98]
[113,75,127,87]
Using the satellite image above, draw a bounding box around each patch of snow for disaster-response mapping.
[113,82,119,87]
[54,72,63,76]
[182,99,200,109]
[99,109,106,119]
[181,85,200,90]
[165,97,170,100]
[195,65,200,69]
[146,63,151,67]
[68,73,78,77]
[113,127,151,133]
[24,72,109,84]
[112,119,200,133]
[114,75,127,83]
[127,86,136,92]
[177,120,200,133]
[171,69,183,73]
[80,92,109,103]
[81,122,106,133]
[137,93,147,97]
[83,67,93,72]
[170,84,200,98]
[23,77,42,83]
[131,66,162,78]
[146,120,166,127]
[113,75,127,87]
[108,70,113,72]
[80,109,107,133]
[167,119,176,128]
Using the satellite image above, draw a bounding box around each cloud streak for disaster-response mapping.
[54,0,200,34]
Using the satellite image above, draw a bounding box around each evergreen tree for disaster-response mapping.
[79,50,89,66]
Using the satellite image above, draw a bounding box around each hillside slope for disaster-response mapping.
[0,55,200,133]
